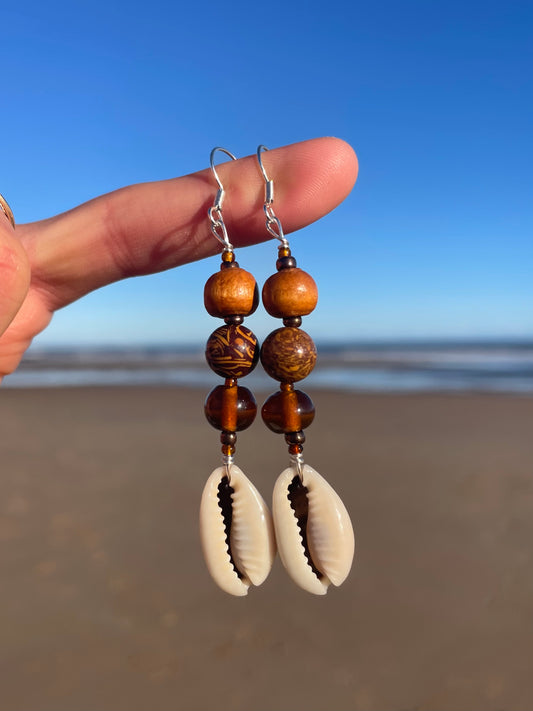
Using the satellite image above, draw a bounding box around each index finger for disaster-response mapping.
[19,137,358,311]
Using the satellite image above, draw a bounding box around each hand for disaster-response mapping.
[0,137,358,382]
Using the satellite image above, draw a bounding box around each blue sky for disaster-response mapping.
[2,0,532,346]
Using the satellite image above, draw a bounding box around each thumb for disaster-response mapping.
[0,203,31,337]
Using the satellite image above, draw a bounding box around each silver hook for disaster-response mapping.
[210,147,236,193]
[256,144,271,186]
[209,147,237,251]
[256,145,289,248]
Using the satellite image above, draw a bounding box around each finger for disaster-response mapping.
[19,137,358,310]
[0,218,31,337]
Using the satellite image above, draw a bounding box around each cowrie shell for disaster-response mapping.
[272,464,355,595]
[200,465,276,596]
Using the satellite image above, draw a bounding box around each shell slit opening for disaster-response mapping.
[217,476,244,579]
[287,475,323,579]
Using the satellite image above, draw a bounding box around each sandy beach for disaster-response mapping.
[0,386,532,710]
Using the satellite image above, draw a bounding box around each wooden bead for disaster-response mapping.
[285,431,306,445]
[220,431,237,445]
[260,327,317,383]
[206,324,259,378]
[262,268,318,318]
[205,384,257,431]
[283,316,302,328]
[261,389,315,434]
[204,265,259,318]
[224,315,244,325]
[276,255,297,270]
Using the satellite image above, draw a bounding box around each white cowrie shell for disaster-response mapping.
[272,463,355,595]
[200,465,276,596]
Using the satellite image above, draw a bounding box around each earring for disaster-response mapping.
[199,147,276,596]
[256,145,355,595]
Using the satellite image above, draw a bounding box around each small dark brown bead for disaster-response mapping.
[276,255,297,270]
[206,324,259,378]
[204,266,259,317]
[283,316,302,328]
[285,430,306,445]
[261,388,315,433]
[262,268,318,318]
[205,383,257,432]
[224,315,244,325]
[288,443,304,455]
[220,431,237,445]
[260,327,317,383]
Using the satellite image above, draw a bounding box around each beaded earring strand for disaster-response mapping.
[256,145,355,595]
[199,148,276,596]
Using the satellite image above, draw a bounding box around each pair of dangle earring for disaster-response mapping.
[199,146,355,596]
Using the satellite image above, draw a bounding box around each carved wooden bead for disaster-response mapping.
[261,388,315,434]
[205,384,257,432]
[260,327,317,383]
[206,324,259,378]
[204,265,259,318]
[262,268,318,318]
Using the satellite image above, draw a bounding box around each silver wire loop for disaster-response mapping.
[290,453,305,483]
[209,147,237,251]
[256,145,289,248]
[222,454,234,485]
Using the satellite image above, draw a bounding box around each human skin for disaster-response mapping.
[0,137,358,382]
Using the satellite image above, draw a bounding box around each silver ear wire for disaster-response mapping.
[256,145,289,249]
[208,147,237,251]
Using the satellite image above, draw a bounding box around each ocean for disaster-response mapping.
[3,340,533,394]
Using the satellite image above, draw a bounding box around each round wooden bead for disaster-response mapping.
[220,431,237,445]
[205,384,257,431]
[204,265,259,318]
[206,324,259,378]
[260,327,317,383]
[262,268,318,318]
[285,431,306,445]
[261,389,315,434]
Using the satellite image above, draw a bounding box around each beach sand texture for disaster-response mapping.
[1,386,532,711]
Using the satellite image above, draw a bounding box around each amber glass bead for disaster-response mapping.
[261,388,315,434]
[260,327,317,382]
[205,384,257,432]
[262,268,318,318]
[288,443,304,455]
[206,324,259,378]
[204,265,259,318]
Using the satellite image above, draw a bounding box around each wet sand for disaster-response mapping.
[0,387,532,711]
